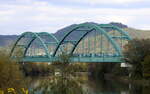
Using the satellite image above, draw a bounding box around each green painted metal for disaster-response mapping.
[11,32,47,58]
[70,29,95,54]
[53,23,123,57]
[37,32,65,55]
[37,32,59,43]
[99,24,132,55]
[11,32,61,59]
[28,32,50,58]
[99,24,132,40]
[10,23,132,63]
[24,32,60,57]
[52,26,81,56]
[22,56,123,63]
[83,23,121,54]
[23,37,36,56]
[10,32,33,57]
[62,40,77,45]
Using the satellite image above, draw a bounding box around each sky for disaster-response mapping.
[0,0,150,35]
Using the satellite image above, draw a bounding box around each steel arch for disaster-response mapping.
[23,32,60,57]
[53,23,125,56]
[70,24,131,55]
[37,32,59,43]
[10,32,50,58]
[10,32,32,57]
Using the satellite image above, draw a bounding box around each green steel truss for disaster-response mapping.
[10,23,132,63]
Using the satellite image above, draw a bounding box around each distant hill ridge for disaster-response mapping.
[0,22,149,47]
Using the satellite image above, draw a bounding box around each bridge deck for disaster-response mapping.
[22,56,123,63]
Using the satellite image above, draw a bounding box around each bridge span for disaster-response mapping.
[10,23,131,63]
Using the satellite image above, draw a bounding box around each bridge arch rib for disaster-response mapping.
[53,23,130,57]
[10,32,59,59]
[24,32,60,57]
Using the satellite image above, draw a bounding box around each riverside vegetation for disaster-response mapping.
[84,39,150,87]
[0,49,29,93]
[0,49,88,94]
[0,39,150,94]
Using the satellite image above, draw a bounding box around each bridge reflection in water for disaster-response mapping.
[10,23,131,63]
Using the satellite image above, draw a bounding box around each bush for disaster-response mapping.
[0,49,29,90]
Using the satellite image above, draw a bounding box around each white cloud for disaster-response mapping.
[64,0,149,5]
[0,0,150,35]
[89,0,147,4]
[0,10,15,22]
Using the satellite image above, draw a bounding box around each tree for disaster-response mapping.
[124,39,150,79]
[142,55,150,79]
[0,49,29,93]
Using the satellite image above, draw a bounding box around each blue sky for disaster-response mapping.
[0,0,150,35]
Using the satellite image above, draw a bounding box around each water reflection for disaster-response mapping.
[30,75,87,94]
[30,53,88,94]
[28,53,150,94]
[87,78,129,94]
[87,78,150,94]
[29,75,150,94]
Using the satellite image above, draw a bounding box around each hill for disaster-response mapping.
[0,22,149,47]
[0,35,18,46]
[124,28,150,39]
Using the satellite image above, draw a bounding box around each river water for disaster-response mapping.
[86,78,143,94]
[29,76,150,94]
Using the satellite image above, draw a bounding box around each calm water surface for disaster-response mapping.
[30,77,150,94]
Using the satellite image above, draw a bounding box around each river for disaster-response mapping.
[29,75,150,94]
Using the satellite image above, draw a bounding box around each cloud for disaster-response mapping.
[0,0,150,35]
[62,0,149,5]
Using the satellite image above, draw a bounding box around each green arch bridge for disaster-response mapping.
[10,23,132,63]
